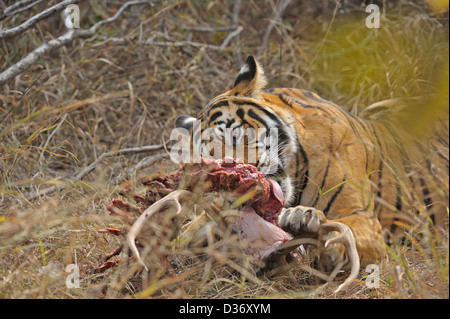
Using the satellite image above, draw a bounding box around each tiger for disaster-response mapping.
[175,55,449,270]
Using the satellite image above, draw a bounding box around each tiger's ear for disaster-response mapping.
[175,115,196,131]
[230,56,267,98]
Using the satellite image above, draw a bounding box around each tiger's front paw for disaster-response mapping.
[278,206,326,235]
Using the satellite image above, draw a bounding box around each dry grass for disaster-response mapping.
[0,0,448,299]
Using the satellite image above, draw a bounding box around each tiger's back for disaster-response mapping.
[261,87,448,231]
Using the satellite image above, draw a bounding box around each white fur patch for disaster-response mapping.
[239,63,250,75]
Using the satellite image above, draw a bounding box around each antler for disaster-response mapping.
[321,222,360,293]
[126,190,194,271]
[272,221,360,293]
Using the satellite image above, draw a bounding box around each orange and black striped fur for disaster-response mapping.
[176,56,449,268]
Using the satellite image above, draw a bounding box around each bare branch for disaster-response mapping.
[1,0,37,13]
[0,0,84,40]
[0,0,152,86]
[1,0,36,15]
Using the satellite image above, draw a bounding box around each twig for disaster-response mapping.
[0,71,43,125]
[0,0,84,40]
[0,0,151,86]
[1,0,37,13]
[0,0,45,21]
[219,25,243,50]
[142,38,222,50]
[40,113,68,159]
[143,25,243,51]
[185,26,237,32]
[0,0,38,19]
[257,0,292,57]
[231,0,241,27]
[89,0,151,33]
[134,153,169,170]
[181,0,242,56]
[74,144,166,180]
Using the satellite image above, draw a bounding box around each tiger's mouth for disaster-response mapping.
[256,156,287,188]
[255,154,292,206]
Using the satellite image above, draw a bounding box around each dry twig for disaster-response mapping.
[257,0,292,57]
[0,0,45,21]
[25,144,167,200]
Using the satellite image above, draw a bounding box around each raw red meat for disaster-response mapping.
[142,157,286,226]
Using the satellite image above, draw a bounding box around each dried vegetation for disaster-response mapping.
[0,0,448,299]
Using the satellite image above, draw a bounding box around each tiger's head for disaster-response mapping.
[175,56,299,202]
